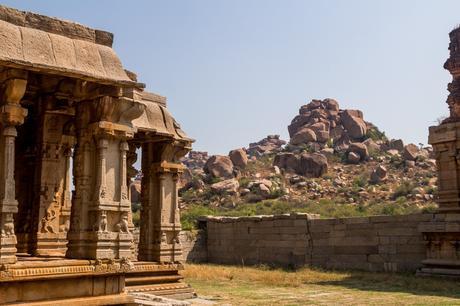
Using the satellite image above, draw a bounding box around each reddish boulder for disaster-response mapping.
[323,98,339,112]
[347,142,369,161]
[273,152,300,173]
[370,165,387,184]
[403,144,419,161]
[298,153,328,178]
[347,152,361,164]
[340,110,367,139]
[290,127,317,145]
[204,155,234,178]
[229,148,248,169]
[389,139,405,151]
[210,179,239,194]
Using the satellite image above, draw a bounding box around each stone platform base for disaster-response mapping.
[417,259,460,278]
[126,262,195,300]
[0,255,134,305]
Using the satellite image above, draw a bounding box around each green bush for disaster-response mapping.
[353,173,369,188]
[132,210,140,227]
[392,182,415,200]
[181,205,217,230]
[366,126,387,142]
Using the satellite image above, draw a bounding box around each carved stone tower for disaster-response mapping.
[420,26,460,276]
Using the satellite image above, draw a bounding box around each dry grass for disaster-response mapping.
[183,264,460,305]
[183,264,344,287]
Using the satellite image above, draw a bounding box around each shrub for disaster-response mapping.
[353,173,369,188]
[181,205,217,230]
[392,182,415,200]
[366,126,387,142]
[132,210,140,227]
[239,177,251,188]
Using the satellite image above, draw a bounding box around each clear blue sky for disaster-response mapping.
[2,0,459,154]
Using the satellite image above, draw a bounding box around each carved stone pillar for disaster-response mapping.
[66,94,143,260]
[28,96,75,256]
[0,72,28,264]
[138,141,189,262]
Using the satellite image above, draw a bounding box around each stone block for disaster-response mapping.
[389,236,423,245]
[333,224,347,231]
[294,240,309,248]
[258,221,274,228]
[279,234,302,241]
[294,219,307,227]
[311,231,331,239]
[333,245,378,254]
[310,224,333,233]
[378,244,397,255]
[377,227,418,236]
[311,246,334,255]
[276,227,307,234]
[397,244,426,254]
[273,219,295,227]
[344,229,377,237]
[329,230,346,238]
[368,254,387,263]
[445,214,460,221]
[418,222,446,232]
[369,215,403,223]
[343,217,369,224]
[445,222,460,232]
[312,238,330,246]
[330,236,378,246]
[406,213,434,222]
[309,218,336,226]
[345,223,374,230]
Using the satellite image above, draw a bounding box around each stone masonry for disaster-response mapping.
[181,213,451,272]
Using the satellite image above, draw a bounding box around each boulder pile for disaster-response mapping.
[273,152,328,178]
[288,99,374,151]
[203,148,250,179]
[247,135,286,156]
[182,151,209,169]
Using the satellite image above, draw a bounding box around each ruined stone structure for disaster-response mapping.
[180,213,459,273]
[421,26,460,276]
[0,6,193,305]
[184,214,429,272]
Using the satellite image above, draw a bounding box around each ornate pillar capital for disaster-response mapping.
[0,75,28,127]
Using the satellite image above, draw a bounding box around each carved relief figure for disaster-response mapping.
[59,218,70,233]
[1,213,15,237]
[115,212,130,233]
[161,231,167,244]
[40,207,57,233]
[100,188,106,199]
[94,210,108,233]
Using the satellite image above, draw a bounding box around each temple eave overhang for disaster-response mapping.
[0,18,139,87]
[0,59,141,88]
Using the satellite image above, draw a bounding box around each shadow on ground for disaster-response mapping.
[314,271,460,299]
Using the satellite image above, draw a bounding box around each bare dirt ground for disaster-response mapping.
[182,264,460,305]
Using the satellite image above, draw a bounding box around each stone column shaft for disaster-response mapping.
[67,96,139,260]
[138,142,186,262]
[0,74,27,264]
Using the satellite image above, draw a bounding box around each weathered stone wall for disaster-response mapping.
[180,230,208,263]
[190,213,438,272]
[133,229,207,263]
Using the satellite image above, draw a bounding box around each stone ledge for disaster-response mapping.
[0,5,113,46]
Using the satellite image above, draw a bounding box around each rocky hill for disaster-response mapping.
[139,99,437,228]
